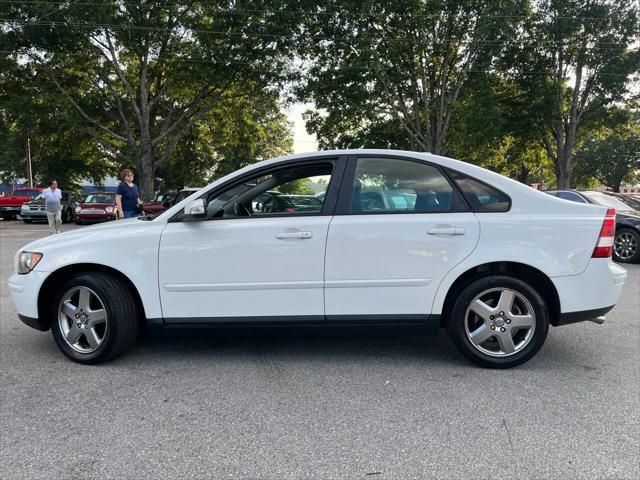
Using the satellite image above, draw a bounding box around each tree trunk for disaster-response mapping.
[138,149,155,202]
[555,153,571,189]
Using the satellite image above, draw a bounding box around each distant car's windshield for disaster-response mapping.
[84,194,114,204]
[154,193,172,203]
[174,190,198,204]
[32,193,44,201]
[582,192,638,212]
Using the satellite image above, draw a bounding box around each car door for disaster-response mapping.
[158,157,345,324]
[324,155,480,322]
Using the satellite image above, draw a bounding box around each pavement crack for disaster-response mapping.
[502,416,515,452]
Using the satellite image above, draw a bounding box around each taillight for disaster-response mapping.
[592,208,616,258]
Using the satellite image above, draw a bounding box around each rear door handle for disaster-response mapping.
[276,231,313,240]
[427,227,465,236]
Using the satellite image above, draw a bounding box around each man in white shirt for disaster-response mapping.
[43,179,62,234]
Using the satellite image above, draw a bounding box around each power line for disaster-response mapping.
[0,1,620,21]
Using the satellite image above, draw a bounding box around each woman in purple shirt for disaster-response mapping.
[115,169,142,219]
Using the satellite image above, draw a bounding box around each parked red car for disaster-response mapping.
[0,187,44,220]
[142,191,176,215]
[142,188,199,215]
[75,192,118,224]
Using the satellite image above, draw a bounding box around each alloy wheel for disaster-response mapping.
[614,231,637,261]
[464,287,536,357]
[58,286,108,354]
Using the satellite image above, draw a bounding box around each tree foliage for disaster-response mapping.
[507,0,639,188]
[299,0,525,154]
[1,1,299,199]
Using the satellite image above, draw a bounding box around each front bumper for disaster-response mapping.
[9,271,50,328]
[75,215,115,224]
[20,211,47,220]
[551,259,627,326]
[0,206,20,214]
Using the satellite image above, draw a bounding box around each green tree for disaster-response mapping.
[2,1,300,199]
[156,91,293,189]
[299,0,524,155]
[511,0,638,188]
[573,110,640,192]
[0,58,114,189]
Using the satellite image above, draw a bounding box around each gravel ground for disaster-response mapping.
[1,219,638,480]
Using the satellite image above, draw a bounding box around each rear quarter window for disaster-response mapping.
[447,170,510,212]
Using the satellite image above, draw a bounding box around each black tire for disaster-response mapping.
[61,208,69,224]
[613,228,640,263]
[50,272,139,364]
[2,213,13,221]
[447,275,549,369]
[22,218,32,224]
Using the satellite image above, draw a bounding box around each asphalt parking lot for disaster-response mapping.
[1,219,638,480]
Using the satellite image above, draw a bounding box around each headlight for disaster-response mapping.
[105,206,113,213]
[16,251,43,275]
[21,204,29,210]
[75,206,81,213]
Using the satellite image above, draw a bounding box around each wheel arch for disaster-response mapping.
[37,263,147,330]
[439,261,561,327]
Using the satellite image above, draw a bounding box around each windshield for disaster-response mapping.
[582,192,638,212]
[84,194,114,204]
[33,193,44,201]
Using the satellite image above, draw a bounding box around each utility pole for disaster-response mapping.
[26,136,33,187]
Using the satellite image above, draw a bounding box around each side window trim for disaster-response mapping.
[334,154,469,216]
[168,155,348,223]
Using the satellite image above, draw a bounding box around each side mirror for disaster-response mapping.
[183,198,206,219]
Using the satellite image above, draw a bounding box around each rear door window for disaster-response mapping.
[349,157,465,214]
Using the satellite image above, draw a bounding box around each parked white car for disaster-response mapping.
[9,150,627,367]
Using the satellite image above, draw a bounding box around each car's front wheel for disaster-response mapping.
[447,275,549,368]
[613,228,640,263]
[51,272,139,364]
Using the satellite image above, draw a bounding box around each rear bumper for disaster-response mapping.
[556,305,614,326]
[551,259,626,326]
[18,314,49,331]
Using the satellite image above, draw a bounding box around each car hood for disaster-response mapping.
[21,217,147,252]
[23,199,45,206]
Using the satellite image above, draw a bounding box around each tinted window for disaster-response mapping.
[350,158,461,213]
[448,170,510,212]
[556,191,587,203]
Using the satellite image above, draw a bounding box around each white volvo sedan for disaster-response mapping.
[9,150,627,367]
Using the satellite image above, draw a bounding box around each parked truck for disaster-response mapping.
[0,187,44,220]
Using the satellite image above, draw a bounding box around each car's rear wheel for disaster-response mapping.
[51,272,139,364]
[613,228,640,263]
[447,275,549,368]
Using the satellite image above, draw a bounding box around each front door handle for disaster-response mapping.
[276,231,313,240]
[427,227,465,236]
